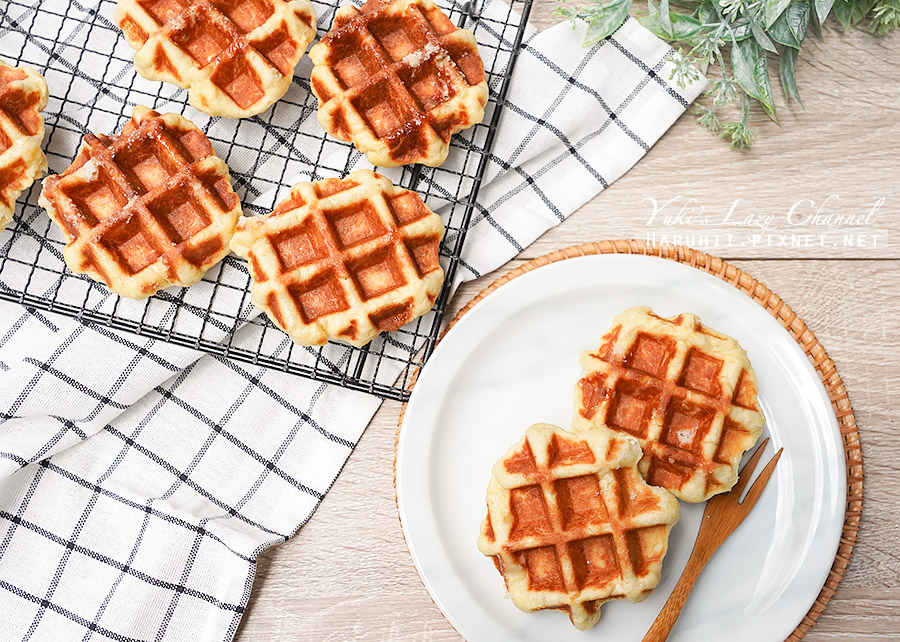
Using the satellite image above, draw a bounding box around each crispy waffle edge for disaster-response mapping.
[572,305,766,503]
[38,106,243,299]
[477,423,680,630]
[0,59,49,231]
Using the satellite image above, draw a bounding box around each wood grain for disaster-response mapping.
[643,441,783,642]
[235,260,899,641]
[234,2,900,639]
[524,4,900,260]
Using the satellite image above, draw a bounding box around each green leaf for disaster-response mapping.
[833,0,872,28]
[809,2,824,37]
[814,0,837,23]
[730,36,779,123]
[765,0,794,27]
[769,1,810,47]
[788,1,810,42]
[729,37,762,101]
[699,0,718,23]
[583,0,633,45]
[730,17,755,40]
[638,10,703,40]
[749,15,779,51]
[779,46,804,106]
[673,12,705,38]
[637,12,669,38]
[871,0,900,34]
[659,0,675,36]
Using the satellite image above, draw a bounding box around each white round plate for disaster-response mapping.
[396,254,845,642]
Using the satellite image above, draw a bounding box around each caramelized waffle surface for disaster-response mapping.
[39,107,242,299]
[230,169,445,346]
[309,0,488,167]
[573,306,765,503]
[0,59,48,231]
[115,0,316,118]
[478,423,679,631]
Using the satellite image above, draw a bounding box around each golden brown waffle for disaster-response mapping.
[39,106,242,299]
[478,423,680,630]
[309,0,488,167]
[0,59,48,232]
[230,169,444,346]
[573,306,765,503]
[115,0,316,118]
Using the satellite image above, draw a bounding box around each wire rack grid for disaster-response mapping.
[0,0,534,401]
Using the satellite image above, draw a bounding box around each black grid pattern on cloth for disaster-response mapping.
[449,19,692,281]
[0,307,369,640]
[0,2,704,640]
[0,0,535,401]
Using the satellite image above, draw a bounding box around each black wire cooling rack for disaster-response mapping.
[0,0,533,401]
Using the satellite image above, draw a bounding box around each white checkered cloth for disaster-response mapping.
[0,0,705,639]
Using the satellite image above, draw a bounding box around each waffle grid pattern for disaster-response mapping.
[39,107,242,299]
[309,0,488,167]
[478,424,679,631]
[426,242,860,642]
[572,307,766,502]
[0,0,532,400]
[230,170,444,346]
[0,59,48,231]
[116,0,317,118]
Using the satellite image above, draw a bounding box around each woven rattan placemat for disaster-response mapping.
[396,240,864,641]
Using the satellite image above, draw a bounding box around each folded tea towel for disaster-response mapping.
[0,1,704,639]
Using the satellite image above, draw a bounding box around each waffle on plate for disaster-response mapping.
[478,423,680,630]
[230,169,445,346]
[309,0,488,167]
[573,306,765,503]
[39,106,242,299]
[0,59,48,232]
[116,0,317,118]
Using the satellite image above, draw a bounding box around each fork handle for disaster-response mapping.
[641,545,715,642]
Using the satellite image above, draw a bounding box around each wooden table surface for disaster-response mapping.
[235,4,900,640]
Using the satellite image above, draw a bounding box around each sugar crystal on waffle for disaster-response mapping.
[115,0,317,117]
[309,0,488,167]
[573,306,765,503]
[478,423,680,630]
[230,169,445,346]
[39,107,242,299]
[0,59,48,232]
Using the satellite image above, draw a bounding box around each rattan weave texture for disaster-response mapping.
[396,240,863,641]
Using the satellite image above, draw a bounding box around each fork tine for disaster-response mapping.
[730,437,770,499]
[740,447,784,511]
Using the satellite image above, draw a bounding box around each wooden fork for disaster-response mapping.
[642,438,784,642]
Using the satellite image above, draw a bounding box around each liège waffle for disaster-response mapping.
[0,59,48,232]
[573,306,765,503]
[478,423,680,630]
[309,0,488,167]
[116,0,317,118]
[230,169,445,346]
[39,106,242,299]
